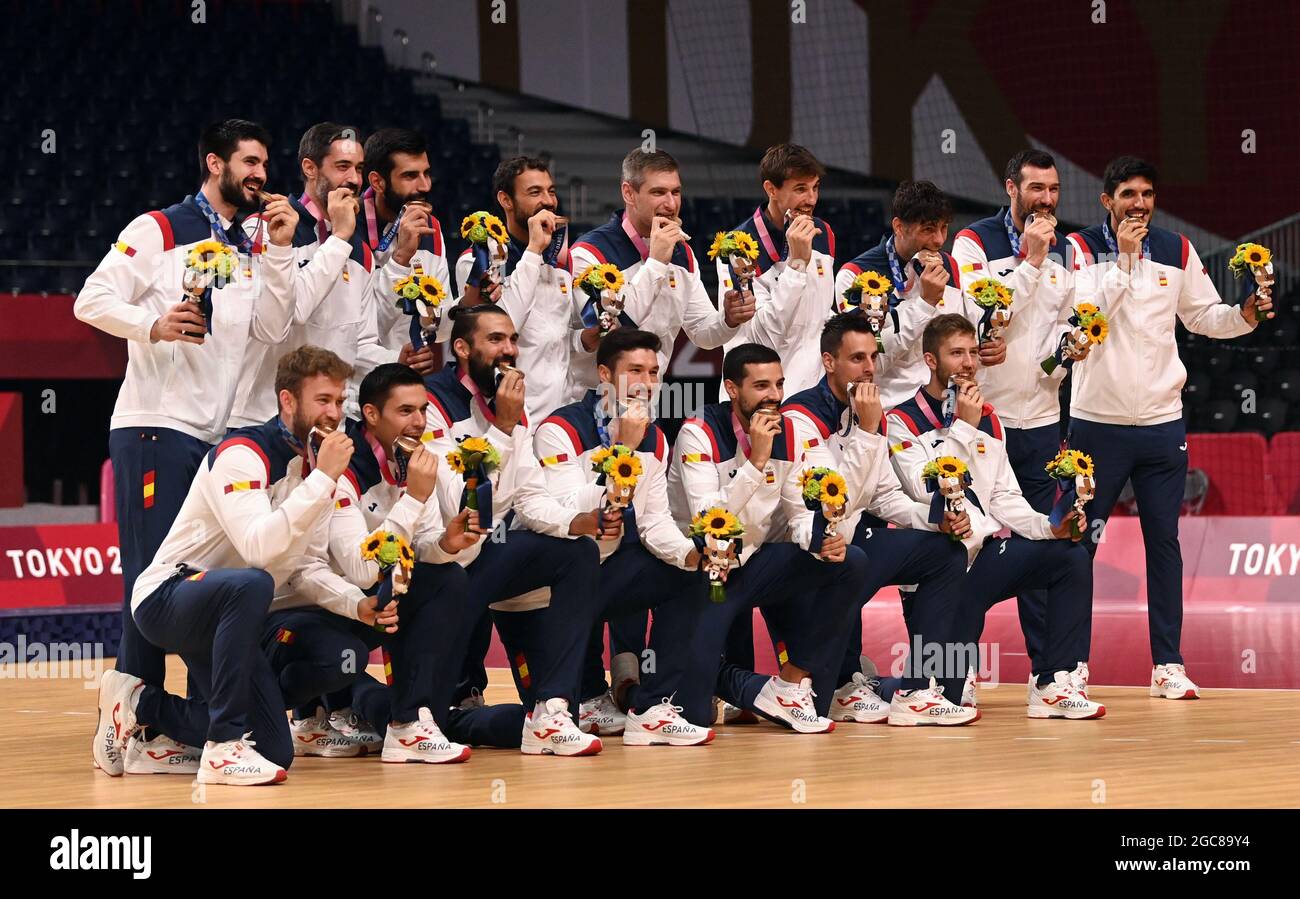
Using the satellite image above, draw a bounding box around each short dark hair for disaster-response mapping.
[363,127,428,186]
[922,313,977,358]
[596,328,661,371]
[820,313,877,357]
[359,363,425,413]
[493,156,551,198]
[891,180,952,225]
[448,303,512,346]
[621,149,679,190]
[274,345,354,398]
[298,122,363,169]
[759,143,825,188]
[1004,149,1057,187]
[723,343,781,385]
[1102,155,1158,196]
[197,118,271,183]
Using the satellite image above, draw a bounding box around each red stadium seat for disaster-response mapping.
[1268,432,1300,515]
[1185,433,1271,515]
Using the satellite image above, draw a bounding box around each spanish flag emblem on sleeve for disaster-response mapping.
[540,453,569,467]
[114,241,136,257]
[223,480,263,494]
[889,440,913,455]
[681,453,711,463]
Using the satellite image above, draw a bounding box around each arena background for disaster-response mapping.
[0,0,1297,694]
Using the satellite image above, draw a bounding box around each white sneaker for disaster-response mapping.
[382,707,471,763]
[753,676,836,734]
[93,669,143,776]
[329,708,384,755]
[1071,662,1090,698]
[961,668,978,708]
[1150,663,1200,700]
[830,672,889,723]
[290,707,363,757]
[521,698,603,756]
[197,734,287,786]
[888,679,981,726]
[624,697,716,746]
[1028,671,1106,719]
[579,691,626,736]
[124,733,200,774]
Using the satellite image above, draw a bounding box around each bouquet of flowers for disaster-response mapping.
[574,263,627,336]
[182,239,239,333]
[392,273,447,351]
[841,270,895,349]
[1041,302,1110,374]
[591,443,641,510]
[446,435,501,529]
[801,466,849,537]
[360,529,416,602]
[707,230,760,295]
[689,507,744,602]
[1045,448,1095,539]
[922,456,971,539]
[461,211,510,290]
[1229,242,1274,324]
[967,277,1014,342]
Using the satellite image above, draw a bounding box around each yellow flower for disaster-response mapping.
[185,240,235,272]
[731,232,759,259]
[590,446,613,469]
[935,456,968,478]
[397,539,415,568]
[393,275,414,293]
[459,215,479,239]
[707,231,726,260]
[486,217,509,244]
[460,436,492,455]
[359,532,384,560]
[1076,302,1099,318]
[611,454,643,489]
[595,263,624,292]
[701,508,739,537]
[1087,318,1109,344]
[1067,450,1094,477]
[819,471,848,507]
[1239,243,1271,267]
[418,276,446,306]
[445,452,466,474]
[854,270,893,296]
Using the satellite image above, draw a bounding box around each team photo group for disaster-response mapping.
[79,118,1275,787]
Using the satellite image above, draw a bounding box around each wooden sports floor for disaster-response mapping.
[3,658,1297,809]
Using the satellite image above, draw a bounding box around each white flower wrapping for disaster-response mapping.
[939,474,967,516]
[704,532,737,585]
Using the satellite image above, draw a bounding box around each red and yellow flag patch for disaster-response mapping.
[113,241,136,257]
[681,453,711,463]
[540,453,569,467]
[515,652,531,689]
[223,480,263,494]
[142,470,155,509]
